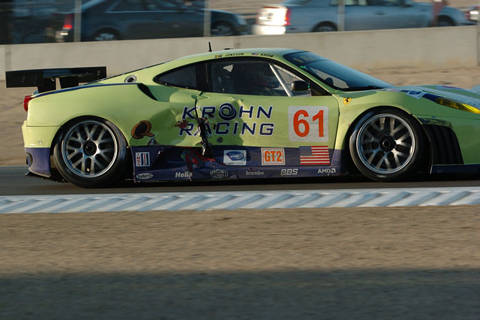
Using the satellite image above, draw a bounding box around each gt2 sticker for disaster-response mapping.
[288,106,329,142]
[261,148,285,165]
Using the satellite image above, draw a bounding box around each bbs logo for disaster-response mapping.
[281,169,298,176]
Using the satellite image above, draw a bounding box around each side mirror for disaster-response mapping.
[291,80,310,91]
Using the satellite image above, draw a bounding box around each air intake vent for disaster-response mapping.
[423,125,463,165]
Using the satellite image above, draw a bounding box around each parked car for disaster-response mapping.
[54,0,247,42]
[253,0,474,34]
[6,48,480,188]
[465,5,479,22]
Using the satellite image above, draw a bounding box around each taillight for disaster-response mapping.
[284,9,291,26]
[63,14,74,30]
[24,95,33,112]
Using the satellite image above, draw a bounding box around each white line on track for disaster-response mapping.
[1,187,480,214]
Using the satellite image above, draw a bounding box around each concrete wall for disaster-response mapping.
[1,26,476,81]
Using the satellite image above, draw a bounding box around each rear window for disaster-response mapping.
[154,65,197,89]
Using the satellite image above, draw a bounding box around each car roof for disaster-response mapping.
[171,48,305,65]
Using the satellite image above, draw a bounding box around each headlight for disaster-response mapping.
[435,97,480,114]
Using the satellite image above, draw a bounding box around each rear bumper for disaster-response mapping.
[25,147,51,178]
[252,24,287,35]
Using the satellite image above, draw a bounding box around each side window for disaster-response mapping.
[209,59,311,97]
[270,64,311,97]
[145,0,179,10]
[331,0,359,5]
[367,0,388,5]
[154,65,197,89]
[113,0,145,11]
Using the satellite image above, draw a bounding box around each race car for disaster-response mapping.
[6,48,480,188]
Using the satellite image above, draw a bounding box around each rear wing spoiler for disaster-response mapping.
[5,67,107,93]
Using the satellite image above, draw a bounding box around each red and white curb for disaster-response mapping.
[1,187,480,214]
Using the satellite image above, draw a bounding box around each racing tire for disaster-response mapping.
[349,108,425,182]
[53,118,129,188]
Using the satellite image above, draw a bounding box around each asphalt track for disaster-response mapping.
[2,166,480,213]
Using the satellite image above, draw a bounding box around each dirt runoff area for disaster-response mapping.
[0,207,479,319]
[1,67,480,319]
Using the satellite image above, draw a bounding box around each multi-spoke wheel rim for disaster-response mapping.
[356,114,415,175]
[61,120,118,178]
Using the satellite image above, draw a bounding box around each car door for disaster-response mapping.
[345,0,428,30]
[192,58,340,168]
[142,0,204,38]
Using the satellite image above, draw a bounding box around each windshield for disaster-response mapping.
[284,51,392,91]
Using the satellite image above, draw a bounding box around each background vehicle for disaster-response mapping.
[253,0,474,34]
[54,0,248,41]
[465,5,479,22]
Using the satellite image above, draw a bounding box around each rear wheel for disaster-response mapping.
[313,23,337,32]
[349,108,425,182]
[53,118,129,188]
[92,30,119,41]
[436,17,455,27]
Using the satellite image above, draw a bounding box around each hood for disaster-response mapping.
[386,85,480,111]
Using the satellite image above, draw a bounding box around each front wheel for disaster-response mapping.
[349,109,425,182]
[53,119,129,188]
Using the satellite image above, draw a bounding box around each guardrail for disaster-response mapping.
[1,26,477,81]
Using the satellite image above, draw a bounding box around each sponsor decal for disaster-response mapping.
[299,146,330,165]
[281,168,298,176]
[401,90,425,99]
[288,106,329,142]
[224,150,247,166]
[178,104,274,137]
[215,53,244,58]
[132,120,158,145]
[210,169,229,179]
[245,170,264,176]
[318,168,336,174]
[135,152,150,167]
[136,173,153,180]
[175,171,193,178]
[261,148,285,165]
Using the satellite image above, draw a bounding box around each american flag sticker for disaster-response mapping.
[299,146,330,165]
[135,152,150,167]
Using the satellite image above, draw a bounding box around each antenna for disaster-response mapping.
[208,42,212,52]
